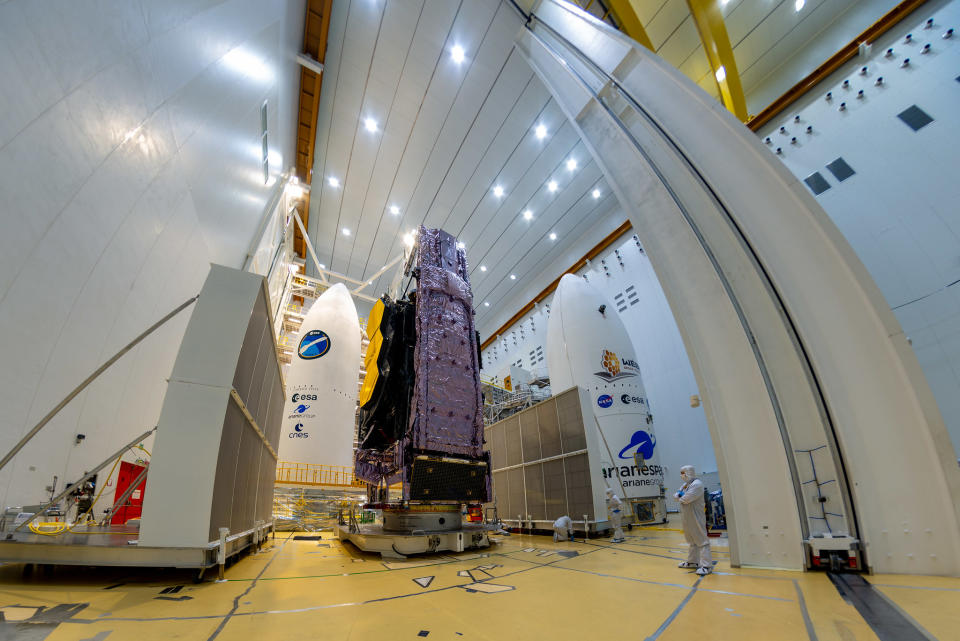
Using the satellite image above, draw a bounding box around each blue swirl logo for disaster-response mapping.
[298,330,331,360]
[618,430,656,460]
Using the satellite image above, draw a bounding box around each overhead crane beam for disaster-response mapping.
[685,0,748,121]
[603,0,654,50]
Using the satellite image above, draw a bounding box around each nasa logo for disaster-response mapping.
[597,395,613,408]
[594,349,638,382]
[291,393,318,402]
[620,394,646,405]
[298,330,331,360]
[617,429,656,460]
[289,422,309,438]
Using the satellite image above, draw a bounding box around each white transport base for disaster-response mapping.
[337,523,496,559]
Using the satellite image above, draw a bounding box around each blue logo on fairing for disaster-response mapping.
[295,404,310,414]
[618,430,656,460]
[597,395,613,408]
[294,423,304,432]
[298,330,330,360]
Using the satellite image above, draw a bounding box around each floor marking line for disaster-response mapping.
[65,546,610,625]
[793,579,819,641]
[645,576,703,640]
[205,534,292,640]
[870,583,960,592]
[545,564,792,601]
[579,540,686,561]
[828,573,937,641]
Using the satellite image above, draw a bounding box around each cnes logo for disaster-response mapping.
[289,422,309,439]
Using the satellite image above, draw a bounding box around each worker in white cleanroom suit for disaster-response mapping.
[675,465,712,576]
[553,515,575,542]
[606,488,625,542]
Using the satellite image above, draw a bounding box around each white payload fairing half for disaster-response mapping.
[278,282,361,467]
[546,274,665,504]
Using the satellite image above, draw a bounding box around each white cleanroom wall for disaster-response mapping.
[0,0,304,512]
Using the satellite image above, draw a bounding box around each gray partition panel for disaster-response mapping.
[486,388,600,526]
[140,265,284,548]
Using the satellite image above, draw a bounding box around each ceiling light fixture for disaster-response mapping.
[592,188,601,199]
[342,228,351,236]
[319,263,325,270]
[548,180,558,193]
[480,265,487,272]
[364,117,378,133]
[535,124,547,140]
[451,45,465,63]
[715,65,726,83]
[328,177,340,188]
[403,233,415,248]
[523,209,533,221]
[389,205,400,215]
[484,301,490,307]
[794,0,804,10]
[493,185,505,197]
[549,232,557,240]
[510,274,516,280]
[566,158,577,171]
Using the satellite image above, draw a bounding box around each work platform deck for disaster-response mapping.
[0,522,272,569]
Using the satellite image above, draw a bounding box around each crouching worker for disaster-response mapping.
[553,515,575,542]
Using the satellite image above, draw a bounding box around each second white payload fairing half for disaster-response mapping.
[546,274,665,505]
[277,282,360,467]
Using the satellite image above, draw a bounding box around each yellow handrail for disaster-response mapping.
[274,461,367,488]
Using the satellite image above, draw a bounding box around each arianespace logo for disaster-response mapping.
[593,349,639,382]
[618,429,656,460]
[290,422,309,439]
[288,403,316,420]
[597,395,613,408]
[298,330,331,360]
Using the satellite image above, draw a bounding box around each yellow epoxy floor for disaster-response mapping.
[0,520,955,640]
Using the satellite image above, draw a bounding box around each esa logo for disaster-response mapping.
[292,393,318,402]
[620,394,646,405]
[597,395,613,408]
[289,422,309,439]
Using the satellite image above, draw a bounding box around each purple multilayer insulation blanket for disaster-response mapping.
[408,227,485,456]
[353,227,489,501]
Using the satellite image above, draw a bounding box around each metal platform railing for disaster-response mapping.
[274,462,367,489]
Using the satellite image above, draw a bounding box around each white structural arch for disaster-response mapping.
[516,0,960,574]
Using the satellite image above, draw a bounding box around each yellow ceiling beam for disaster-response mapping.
[604,0,654,50]
[685,0,748,121]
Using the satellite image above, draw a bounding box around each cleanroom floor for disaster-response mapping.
[0,516,956,640]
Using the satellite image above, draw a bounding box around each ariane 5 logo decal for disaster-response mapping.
[618,429,656,460]
[298,330,331,360]
[594,349,638,382]
[597,394,613,408]
[290,422,309,439]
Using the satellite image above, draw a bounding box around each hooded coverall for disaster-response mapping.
[676,477,712,569]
